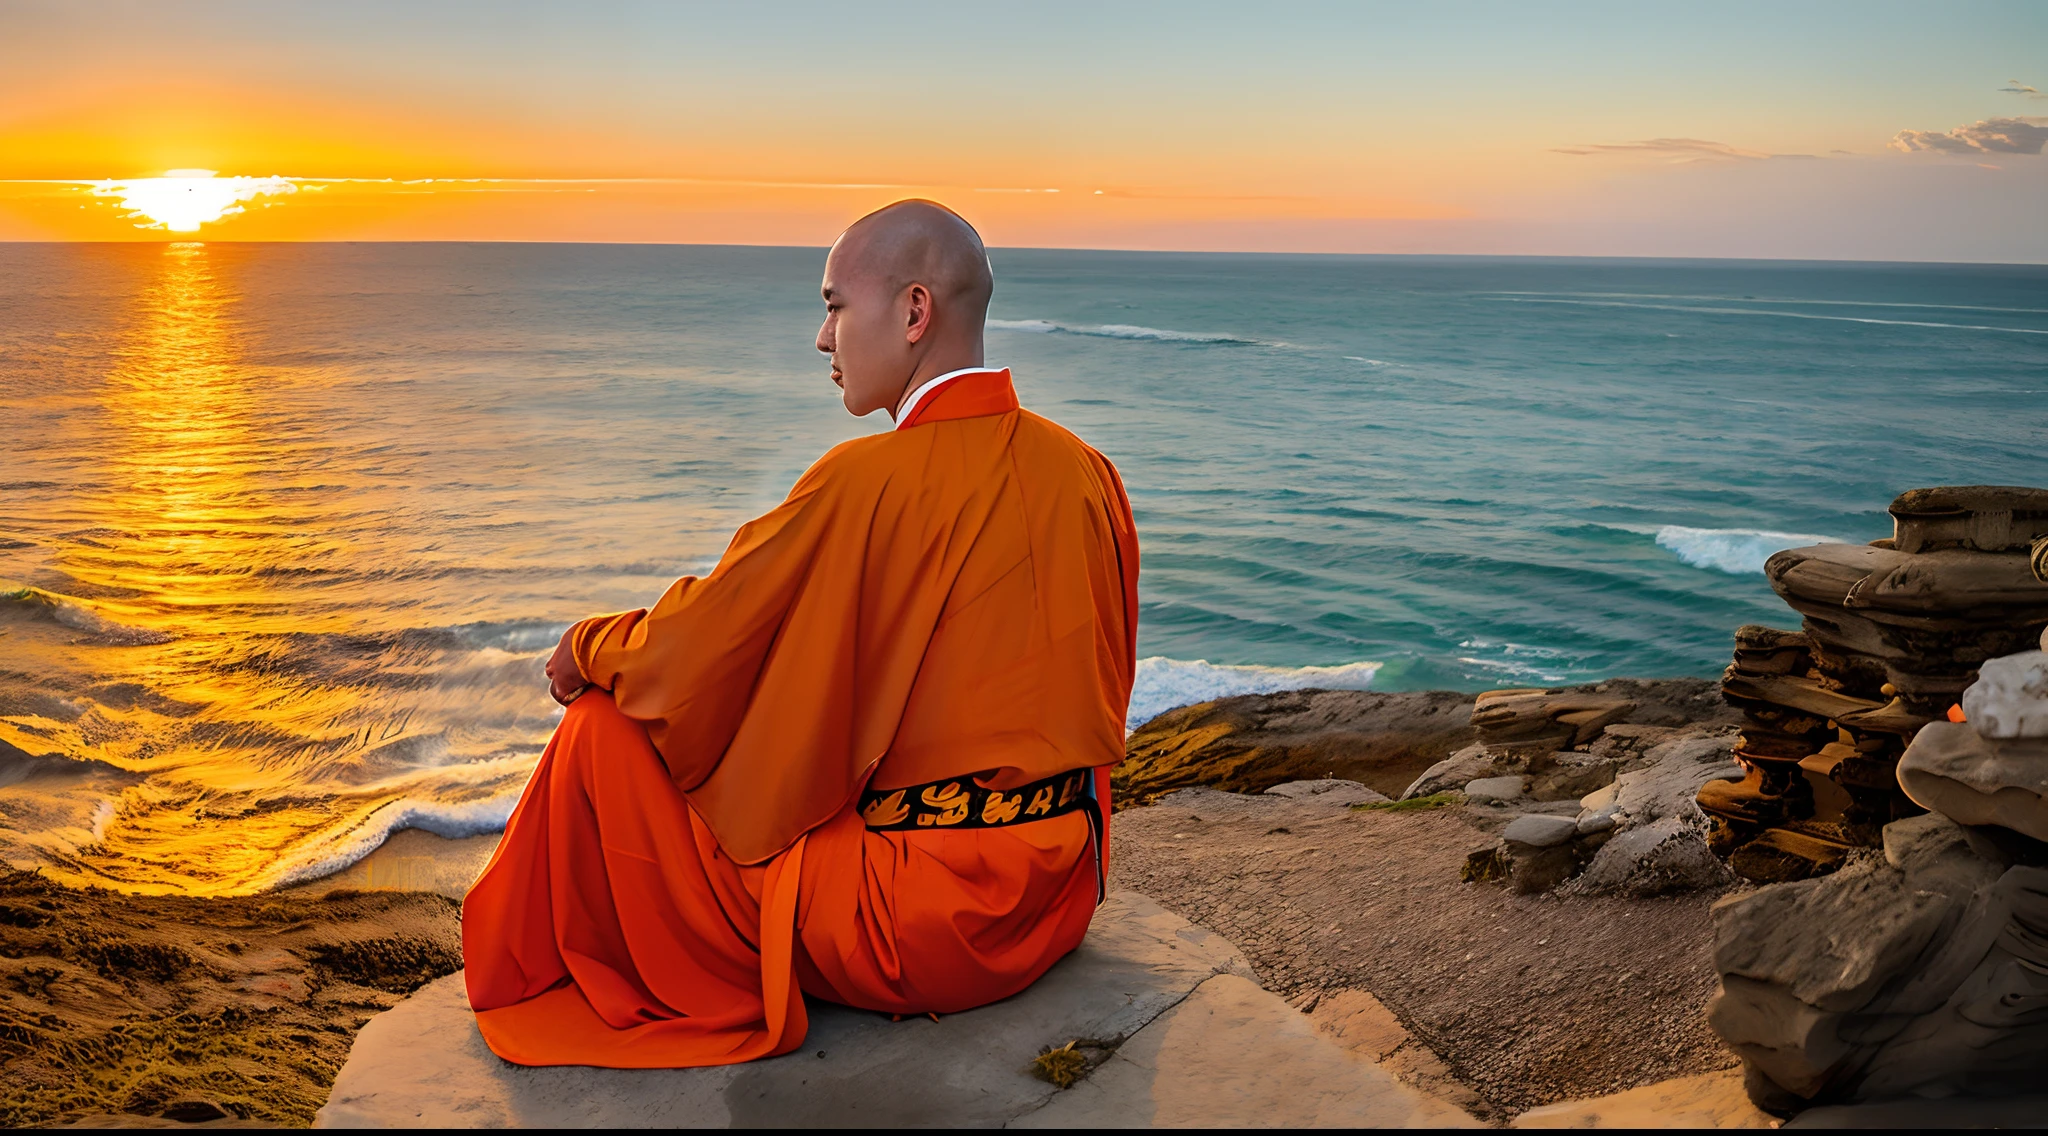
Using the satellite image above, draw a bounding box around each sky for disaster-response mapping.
[2,0,2045,260]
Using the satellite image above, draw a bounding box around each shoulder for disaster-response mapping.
[1015,408,1123,480]
[789,430,904,494]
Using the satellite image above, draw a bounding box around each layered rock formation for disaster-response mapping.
[1699,487,2048,883]
[1710,628,2048,1111]
[1116,689,1479,806]
[1400,685,1743,896]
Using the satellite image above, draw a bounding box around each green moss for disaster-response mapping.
[1351,791,1463,812]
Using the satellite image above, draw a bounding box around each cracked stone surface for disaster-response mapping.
[313,891,1474,1128]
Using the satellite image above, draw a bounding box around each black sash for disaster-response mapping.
[858,767,1106,901]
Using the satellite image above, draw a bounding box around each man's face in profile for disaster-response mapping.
[816,242,909,418]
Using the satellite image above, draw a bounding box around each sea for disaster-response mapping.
[2,242,2043,894]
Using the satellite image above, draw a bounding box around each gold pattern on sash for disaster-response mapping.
[981,791,1023,824]
[1024,787,1054,817]
[861,789,909,827]
[918,782,970,826]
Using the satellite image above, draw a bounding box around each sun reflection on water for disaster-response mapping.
[7,244,541,895]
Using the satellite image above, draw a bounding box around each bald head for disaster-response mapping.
[837,199,994,317]
[817,201,995,418]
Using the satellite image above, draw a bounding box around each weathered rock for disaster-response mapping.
[1502,814,1578,849]
[1767,542,2048,617]
[1707,808,2048,1110]
[1584,723,1685,766]
[1562,735,1742,898]
[1960,650,2048,738]
[1263,778,1390,806]
[1472,689,1636,750]
[1507,843,1582,895]
[1615,735,1744,826]
[1897,721,2048,844]
[1528,750,1621,802]
[1402,743,1500,800]
[312,892,1478,1129]
[1393,682,1737,802]
[1464,775,1528,804]
[1118,689,1478,805]
[1569,817,1733,897]
[1886,485,2048,555]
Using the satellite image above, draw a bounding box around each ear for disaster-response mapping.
[903,283,934,345]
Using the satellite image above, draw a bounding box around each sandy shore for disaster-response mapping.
[0,867,463,1127]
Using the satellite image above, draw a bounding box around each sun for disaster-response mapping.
[91,169,298,232]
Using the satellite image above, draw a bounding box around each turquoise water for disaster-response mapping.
[1,242,2042,891]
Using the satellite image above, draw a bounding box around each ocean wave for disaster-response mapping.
[1453,639,1574,685]
[1,587,175,645]
[449,619,571,652]
[1485,297,2048,337]
[1128,656,1381,730]
[1654,525,1845,575]
[988,318,1265,346]
[265,788,525,892]
[1487,291,2048,317]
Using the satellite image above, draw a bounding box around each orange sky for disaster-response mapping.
[3,2,2044,259]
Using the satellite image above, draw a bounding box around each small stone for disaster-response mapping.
[1576,812,1617,835]
[1503,814,1578,848]
[1463,776,1527,804]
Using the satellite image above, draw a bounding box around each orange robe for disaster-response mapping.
[462,368,1141,1068]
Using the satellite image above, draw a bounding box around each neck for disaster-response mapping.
[890,341,987,419]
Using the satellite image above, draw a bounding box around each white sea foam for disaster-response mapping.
[87,798,116,843]
[265,787,526,892]
[451,619,570,652]
[1486,296,2048,337]
[1127,656,1380,730]
[1654,525,1846,575]
[1454,639,1573,684]
[989,317,1263,345]
[49,599,176,644]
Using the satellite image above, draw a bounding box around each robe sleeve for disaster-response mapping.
[563,450,855,788]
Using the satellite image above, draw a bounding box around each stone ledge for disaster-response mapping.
[314,891,1478,1129]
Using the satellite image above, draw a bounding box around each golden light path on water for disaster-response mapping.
[2,244,545,895]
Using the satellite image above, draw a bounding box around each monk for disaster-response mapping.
[460,200,1141,1068]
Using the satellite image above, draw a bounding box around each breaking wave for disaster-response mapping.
[988,318,1266,346]
[1654,525,1846,575]
[265,785,527,892]
[2,587,175,644]
[1128,656,1381,730]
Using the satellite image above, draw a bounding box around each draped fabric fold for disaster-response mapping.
[567,369,1138,866]
[463,369,1139,1068]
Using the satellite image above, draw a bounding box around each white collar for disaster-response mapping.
[893,367,1003,430]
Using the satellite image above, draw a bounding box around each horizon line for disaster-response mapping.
[4,238,2045,269]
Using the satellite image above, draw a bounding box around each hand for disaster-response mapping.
[546,629,591,707]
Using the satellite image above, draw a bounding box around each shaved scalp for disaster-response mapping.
[837,199,994,318]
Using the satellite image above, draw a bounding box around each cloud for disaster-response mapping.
[1552,137,1769,162]
[1551,138,1820,163]
[1999,79,2043,97]
[1890,116,2048,155]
